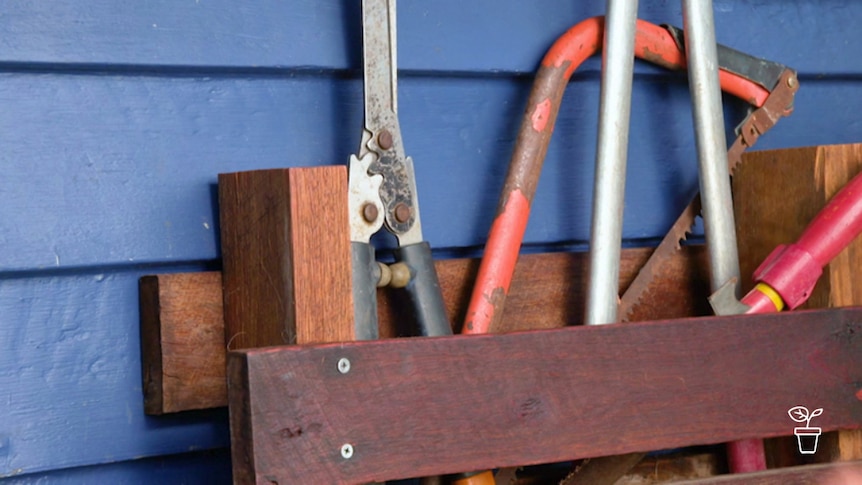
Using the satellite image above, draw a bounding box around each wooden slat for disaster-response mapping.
[140,273,227,414]
[734,143,862,466]
[227,307,862,484]
[620,452,723,484]
[140,246,708,414]
[675,460,862,484]
[218,167,354,349]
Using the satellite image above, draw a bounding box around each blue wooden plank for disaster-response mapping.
[0,269,228,477]
[0,72,858,270]
[0,450,231,484]
[0,1,856,76]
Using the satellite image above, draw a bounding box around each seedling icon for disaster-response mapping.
[788,405,823,454]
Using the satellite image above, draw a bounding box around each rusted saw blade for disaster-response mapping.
[618,69,798,323]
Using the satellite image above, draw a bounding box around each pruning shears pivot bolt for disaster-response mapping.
[378,129,394,150]
[361,203,379,223]
[347,0,451,341]
[394,203,411,223]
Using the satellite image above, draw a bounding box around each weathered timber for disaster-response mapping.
[734,143,862,465]
[140,246,708,414]
[218,167,354,350]
[140,272,227,414]
[228,307,862,484]
[674,460,862,484]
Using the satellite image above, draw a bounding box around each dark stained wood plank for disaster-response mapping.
[140,246,708,414]
[734,143,862,466]
[218,167,354,350]
[227,307,862,484]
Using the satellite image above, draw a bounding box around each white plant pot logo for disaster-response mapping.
[788,405,823,454]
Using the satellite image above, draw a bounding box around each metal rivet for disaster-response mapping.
[787,75,797,88]
[337,357,351,374]
[378,129,393,150]
[361,203,378,223]
[394,203,411,223]
[341,443,354,459]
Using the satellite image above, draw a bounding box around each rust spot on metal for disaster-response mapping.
[361,202,378,223]
[485,286,508,332]
[394,202,411,223]
[378,129,393,150]
[639,46,679,71]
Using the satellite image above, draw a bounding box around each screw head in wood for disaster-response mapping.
[341,443,354,459]
[337,357,351,374]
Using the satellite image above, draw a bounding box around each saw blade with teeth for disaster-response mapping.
[619,69,798,322]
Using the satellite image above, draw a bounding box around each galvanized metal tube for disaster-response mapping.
[585,0,639,326]
[682,0,741,296]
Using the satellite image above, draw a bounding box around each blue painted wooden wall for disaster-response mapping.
[0,1,859,482]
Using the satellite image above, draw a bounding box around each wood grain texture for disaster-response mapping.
[228,307,862,484]
[140,246,708,413]
[617,451,723,484]
[735,143,862,309]
[674,460,862,484]
[734,143,862,466]
[218,167,354,350]
[140,273,226,414]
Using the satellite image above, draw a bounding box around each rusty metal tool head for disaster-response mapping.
[348,0,451,343]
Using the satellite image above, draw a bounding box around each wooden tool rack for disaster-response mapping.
[140,145,862,484]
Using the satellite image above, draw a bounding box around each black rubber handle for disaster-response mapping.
[351,241,380,341]
[395,242,452,337]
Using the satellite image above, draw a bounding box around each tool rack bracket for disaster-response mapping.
[218,166,355,350]
[228,307,862,484]
[141,246,708,414]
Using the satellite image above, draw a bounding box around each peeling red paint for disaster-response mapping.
[531,99,551,132]
[463,190,530,335]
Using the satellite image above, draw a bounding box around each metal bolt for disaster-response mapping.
[378,129,393,150]
[341,443,354,459]
[361,203,378,223]
[787,75,797,89]
[394,203,411,223]
[337,357,351,374]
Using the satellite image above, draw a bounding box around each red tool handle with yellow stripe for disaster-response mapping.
[741,170,862,314]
